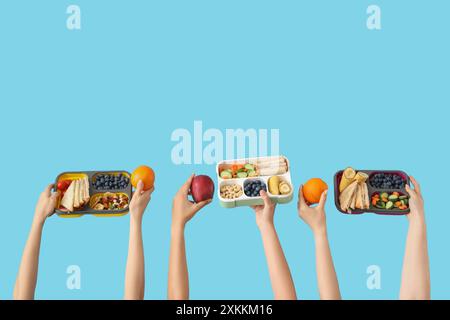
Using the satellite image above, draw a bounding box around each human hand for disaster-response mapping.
[405,176,425,224]
[129,180,154,221]
[171,174,212,229]
[34,184,59,226]
[251,190,276,230]
[297,185,328,236]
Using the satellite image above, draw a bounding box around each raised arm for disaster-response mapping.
[168,174,211,300]
[298,186,341,300]
[399,176,430,300]
[14,184,59,300]
[252,190,297,300]
[124,181,153,300]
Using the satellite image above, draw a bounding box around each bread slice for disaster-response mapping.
[61,181,75,212]
[355,183,363,209]
[83,177,90,203]
[362,182,370,209]
[74,180,81,208]
[258,165,288,176]
[79,178,85,206]
[339,181,358,212]
[350,188,357,210]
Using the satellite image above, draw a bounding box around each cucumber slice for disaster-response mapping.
[388,194,399,201]
[399,195,408,200]
[247,170,257,177]
[220,171,232,179]
[386,201,394,210]
[375,201,386,209]
[244,164,254,171]
[237,172,248,178]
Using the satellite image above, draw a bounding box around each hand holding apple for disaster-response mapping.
[172,174,213,228]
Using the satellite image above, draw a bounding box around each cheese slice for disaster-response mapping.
[60,181,75,212]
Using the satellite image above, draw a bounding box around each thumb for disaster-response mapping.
[260,190,273,207]
[317,189,328,210]
[50,191,60,201]
[405,184,416,198]
[135,180,144,195]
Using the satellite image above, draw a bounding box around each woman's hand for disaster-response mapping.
[297,185,328,235]
[405,176,425,224]
[251,190,276,230]
[34,184,59,226]
[129,180,154,221]
[172,174,212,228]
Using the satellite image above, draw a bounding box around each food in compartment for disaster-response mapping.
[369,173,406,189]
[93,173,129,190]
[339,167,356,192]
[131,165,155,191]
[244,180,267,197]
[268,176,292,195]
[57,180,72,193]
[91,193,129,211]
[219,163,257,179]
[279,181,292,195]
[220,184,243,199]
[338,168,370,212]
[191,175,215,203]
[253,156,288,176]
[303,178,328,204]
[268,176,280,195]
[59,177,90,212]
[371,192,409,210]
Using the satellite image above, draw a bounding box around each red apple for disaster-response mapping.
[191,175,215,203]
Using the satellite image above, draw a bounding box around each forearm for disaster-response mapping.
[14,220,44,300]
[259,223,297,300]
[313,229,341,300]
[168,223,189,300]
[400,218,430,300]
[124,216,145,300]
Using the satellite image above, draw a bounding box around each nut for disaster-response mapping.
[220,184,243,199]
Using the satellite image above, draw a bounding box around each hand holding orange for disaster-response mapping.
[131,165,155,191]
[302,178,328,204]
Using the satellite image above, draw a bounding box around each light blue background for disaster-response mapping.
[0,0,449,300]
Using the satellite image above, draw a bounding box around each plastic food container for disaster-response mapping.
[54,170,132,218]
[216,156,294,208]
[334,169,410,215]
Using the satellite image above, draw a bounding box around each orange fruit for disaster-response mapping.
[302,178,328,204]
[131,165,155,191]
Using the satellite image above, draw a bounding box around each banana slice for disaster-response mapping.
[279,182,291,195]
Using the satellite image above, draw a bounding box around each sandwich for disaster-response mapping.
[338,167,371,212]
[256,157,288,176]
[60,177,90,212]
